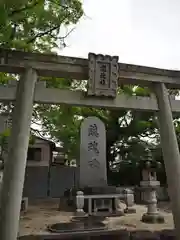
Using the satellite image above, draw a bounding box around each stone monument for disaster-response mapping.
[80,116,107,187]
[77,116,127,216]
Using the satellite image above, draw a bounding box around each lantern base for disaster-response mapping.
[141,213,165,223]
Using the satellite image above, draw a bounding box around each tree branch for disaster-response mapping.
[50,27,75,41]
[27,25,60,44]
[27,21,75,44]
[30,127,49,139]
[26,1,74,44]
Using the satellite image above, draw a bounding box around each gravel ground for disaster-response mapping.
[19,199,174,237]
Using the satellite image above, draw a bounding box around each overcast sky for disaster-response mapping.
[60,0,180,70]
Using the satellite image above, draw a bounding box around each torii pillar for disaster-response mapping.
[155,83,180,239]
[0,69,37,240]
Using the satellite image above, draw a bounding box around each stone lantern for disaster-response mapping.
[140,149,164,223]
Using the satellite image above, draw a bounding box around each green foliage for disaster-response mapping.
[0,0,84,153]
[0,128,10,150]
[0,0,83,51]
[0,127,36,145]
[0,0,84,152]
[36,83,160,166]
[34,78,82,160]
[36,103,82,159]
[0,127,36,165]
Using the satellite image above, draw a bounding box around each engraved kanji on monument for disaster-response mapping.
[87,53,119,98]
[80,116,107,187]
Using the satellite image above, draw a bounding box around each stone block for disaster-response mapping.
[141,213,165,224]
[131,230,160,240]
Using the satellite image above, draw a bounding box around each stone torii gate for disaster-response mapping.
[0,49,180,239]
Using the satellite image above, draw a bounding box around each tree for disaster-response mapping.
[0,0,84,113]
[0,0,84,162]
[0,0,83,51]
[36,84,159,168]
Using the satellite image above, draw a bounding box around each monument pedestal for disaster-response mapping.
[76,186,125,217]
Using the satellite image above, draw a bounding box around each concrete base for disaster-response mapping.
[72,215,106,223]
[20,197,28,213]
[124,208,136,214]
[116,210,125,216]
[141,213,165,224]
[75,211,86,217]
[91,211,125,217]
